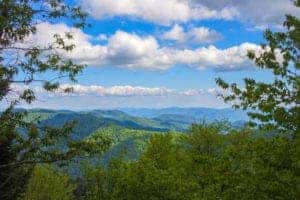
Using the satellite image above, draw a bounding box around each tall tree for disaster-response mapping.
[0,1,93,199]
[216,0,300,135]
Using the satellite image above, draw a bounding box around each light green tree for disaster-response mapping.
[22,165,75,200]
[81,125,297,200]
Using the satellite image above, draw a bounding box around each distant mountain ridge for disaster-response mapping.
[24,107,248,134]
[27,110,168,140]
[119,107,248,122]
[19,107,248,165]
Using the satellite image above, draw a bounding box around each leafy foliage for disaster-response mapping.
[0,108,33,199]
[21,165,75,200]
[88,126,173,162]
[0,0,88,102]
[81,124,297,200]
[0,1,91,199]
[216,1,300,134]
[0,107,111,199]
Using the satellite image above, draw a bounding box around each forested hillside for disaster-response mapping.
[24,107,247,133]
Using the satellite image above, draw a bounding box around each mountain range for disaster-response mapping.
[21,107,248,166]
[25,107,248,135]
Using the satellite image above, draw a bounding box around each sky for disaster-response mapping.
[6,0,300,110]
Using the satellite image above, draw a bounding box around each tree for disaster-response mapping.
[0,1,92,199]
[216,0,300,135]
[0,108,33,200]
[21,165,75,200]
[0,0,87,101]
[81,125,297,200]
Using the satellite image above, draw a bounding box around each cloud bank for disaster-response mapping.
[22,22,261,71]
[81,0,300,27]
[11,84,213,97]
[81,0,238,25]
[6,84,226,110]
[192,0,300,28]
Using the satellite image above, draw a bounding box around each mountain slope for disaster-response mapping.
[24,107,248,140]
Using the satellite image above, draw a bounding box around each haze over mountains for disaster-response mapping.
[26,107,248,135]
[22,107,248,165]
[119,107,247,122]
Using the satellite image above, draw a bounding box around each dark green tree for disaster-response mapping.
[216,0,300,135]
[21,165,75,200]
[0,1,97,199]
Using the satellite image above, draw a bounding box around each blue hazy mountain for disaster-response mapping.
[23,107,248,166]
[26,107,248,135]
[120,107,248,122]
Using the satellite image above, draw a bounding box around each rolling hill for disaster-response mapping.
[23,107,248,139]
[20,107,248,167]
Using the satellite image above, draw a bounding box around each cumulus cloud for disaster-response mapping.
[10,83,222,98]
[167,42,261,70]
[58,84,174,97]
[96,34,108,41]
[80,0,299,27]
[190,27,223,43]
[21,22,261,70]
[192,0,300,28]
[6,84,226,109]
[94,32,260,70]
[19,22,108,65]
[104,31,165,69]
[81,0,238,25]
[163,24,222,44]
[162,24,186,43]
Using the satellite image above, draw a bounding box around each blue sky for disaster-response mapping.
[7,0,300,110]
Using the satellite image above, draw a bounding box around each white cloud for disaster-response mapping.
[104,31,166,69]
[20,22,108,65]
[103,32,260,70]
[192,0,300,28]
[9,83,220,98]
[20,23,261,70]
[190,27,223,43]
[7,84,226,109]
[81,0,299,27]
[58,84,174,97]
[96,34,108,41]
[163,25,222,44]
[162,24,186,42]
[81,0,238,25]
[167,42,261,70]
